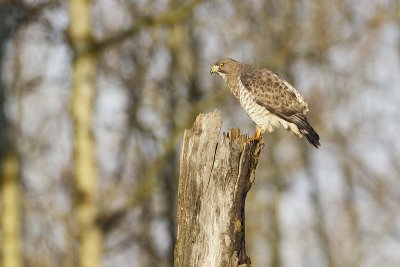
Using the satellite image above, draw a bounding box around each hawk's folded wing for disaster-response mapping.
[240,69,308,123]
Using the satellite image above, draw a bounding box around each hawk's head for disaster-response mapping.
[210,58,241,78]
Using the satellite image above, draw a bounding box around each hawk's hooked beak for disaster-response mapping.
[210,64,219,75]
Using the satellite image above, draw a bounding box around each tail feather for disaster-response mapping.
[289,114,321,148]
[300,126,320,148]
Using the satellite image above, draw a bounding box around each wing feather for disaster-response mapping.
[240,68,320,148]
[240,69,308,121]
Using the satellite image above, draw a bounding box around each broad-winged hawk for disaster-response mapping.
[211,58,320,148]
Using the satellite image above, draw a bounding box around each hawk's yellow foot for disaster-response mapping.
[248,128,263,144]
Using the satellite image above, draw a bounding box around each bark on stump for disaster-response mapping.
[174,110,263,267]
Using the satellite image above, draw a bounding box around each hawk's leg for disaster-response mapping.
[248,128,263,144]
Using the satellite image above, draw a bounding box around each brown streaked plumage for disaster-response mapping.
[210,58,320,148]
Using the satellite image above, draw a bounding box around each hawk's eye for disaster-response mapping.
[219,63,224,67]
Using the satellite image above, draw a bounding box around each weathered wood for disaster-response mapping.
[174,110,263,267]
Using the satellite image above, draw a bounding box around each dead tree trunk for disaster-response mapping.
[174,110,263,267]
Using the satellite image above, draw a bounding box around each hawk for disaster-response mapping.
[210,58,320,148]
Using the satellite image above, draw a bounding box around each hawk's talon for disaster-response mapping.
[248,128,263,144]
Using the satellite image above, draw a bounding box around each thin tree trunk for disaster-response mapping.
[69,1,101,266]
[1,154,21,267]
[0,3,21,267]
[174,110,263,267]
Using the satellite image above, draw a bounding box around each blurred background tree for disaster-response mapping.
[0,0,399,266]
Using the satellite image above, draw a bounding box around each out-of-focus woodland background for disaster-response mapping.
[1,0,400,266]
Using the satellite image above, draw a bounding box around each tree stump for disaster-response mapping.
[174,110,263,267]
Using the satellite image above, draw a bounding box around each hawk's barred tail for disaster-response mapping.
[300,125,320,148]
[286,114,320,148]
